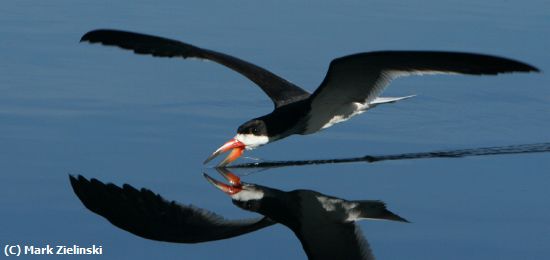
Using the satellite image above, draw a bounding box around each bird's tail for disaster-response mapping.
[350,200,409,223]
[370,95,416,106]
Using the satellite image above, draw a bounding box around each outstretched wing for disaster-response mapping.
[81,29,310,108]
[69,175,275,243]
[304,51,539,133]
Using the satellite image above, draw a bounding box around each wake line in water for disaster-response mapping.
[229,142,550,169]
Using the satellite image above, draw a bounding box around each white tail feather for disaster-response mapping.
[370,95,416,105]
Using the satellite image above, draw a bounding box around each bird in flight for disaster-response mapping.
[70,172,407,260]
[81,29,539,166]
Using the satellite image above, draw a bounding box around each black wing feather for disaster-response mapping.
[314,51,539,99]
[304,51,539,133]
[338,51,538,74]
[69,175,275,243]
[81,29,310,107]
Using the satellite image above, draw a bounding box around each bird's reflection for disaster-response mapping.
[70,169,407,260]
[229,142,550,169]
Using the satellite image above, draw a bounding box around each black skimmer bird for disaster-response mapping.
[204,169,408,260]
[70,173,407,259]
[81,29,539,166]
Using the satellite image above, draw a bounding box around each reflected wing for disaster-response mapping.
[305,51,539,132]
[69,175,275,243]
[81,29,310,108]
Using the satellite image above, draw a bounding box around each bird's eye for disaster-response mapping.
[251,128,258,134]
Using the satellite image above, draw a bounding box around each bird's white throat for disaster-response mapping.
[231,188,264,201]
[235,134,269,150]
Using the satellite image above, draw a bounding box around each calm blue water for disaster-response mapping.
[1,0,549,259]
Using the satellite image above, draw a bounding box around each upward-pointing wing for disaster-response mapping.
[69,175,275,243]
[305,51,539,133]
[81,29,310,108]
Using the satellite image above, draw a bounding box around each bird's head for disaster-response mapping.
[203,119,269,166]
[203,169,267,213]
[204,169,298,226]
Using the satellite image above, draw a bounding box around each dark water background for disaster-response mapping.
[1,1,549,259]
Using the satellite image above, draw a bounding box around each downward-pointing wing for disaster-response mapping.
[69,175,275,243]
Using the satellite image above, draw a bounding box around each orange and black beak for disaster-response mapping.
[203,138,245,166]
[203,168,242,195]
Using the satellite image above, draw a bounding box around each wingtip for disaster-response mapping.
[509,59,540,73]
[68,174,83,184]
[530,65,541,73]
[517,61,540,73]
[80,29,112,43]
[71,174,92,185]
[481,58,540,74]
[80,30,96,43]
[68,174,77,186]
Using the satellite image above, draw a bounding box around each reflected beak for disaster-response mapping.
[203,138,245,166]
[215,168,241,186]
[203,169,242,195]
